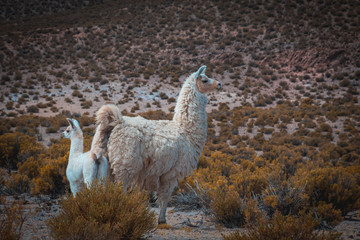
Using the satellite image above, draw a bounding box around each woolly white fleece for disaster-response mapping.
[63,118,108,196]
[100,66,220,223]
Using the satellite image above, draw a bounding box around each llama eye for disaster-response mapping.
[202,78,208,83]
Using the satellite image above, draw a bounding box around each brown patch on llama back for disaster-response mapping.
[145,157,153,167]
[91,152,100,164]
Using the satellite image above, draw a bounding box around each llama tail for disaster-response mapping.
[95,104,123,127]
[91,104,123,162]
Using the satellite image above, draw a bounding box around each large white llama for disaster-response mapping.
[93,65,221,223]
[62,118,108,196]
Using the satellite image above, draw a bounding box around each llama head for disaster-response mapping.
[62,118,82,139]
[194,65,221,94]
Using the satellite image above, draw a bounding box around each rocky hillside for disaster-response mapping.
[1,0,359,118]
[0,1,359,239]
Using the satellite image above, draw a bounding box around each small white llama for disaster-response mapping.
[62,118,108,196]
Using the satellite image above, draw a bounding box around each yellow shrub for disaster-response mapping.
[31,154,68,195]
[0,132,44,171]
[243,199,264,225]
[209,185,246,227]
[298,167,360,215]
[47,182,156,240]
[139,109,172,120]
[223,212,342,240]
[5,173,30,194]
[260,182,308,217]
[185,153,269,227]
[314,202,343,227]
[0,197,31,240]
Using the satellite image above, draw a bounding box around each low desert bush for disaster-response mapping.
[0,197,29,240]
[5,172,30,194]
[314,202,343,227]
[31,154,68,195]
[81,100,92,109]
[259,182,308,218]
[26,105,39,113]
[47,182,156,240]
[139,110,172,120]
[0,132,43,172]
[159,92,168,99]
[72,90,83,98]
[209,186,246,227]
[298,166,360,215]
[223,213,342,240]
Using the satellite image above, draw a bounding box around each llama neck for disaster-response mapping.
[173,74,208,136]
[69,135,84,159]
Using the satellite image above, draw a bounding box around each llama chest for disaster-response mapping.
[66,157,84,182]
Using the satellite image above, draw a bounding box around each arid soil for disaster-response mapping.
[11,194,359,240]
[14,194,240,240]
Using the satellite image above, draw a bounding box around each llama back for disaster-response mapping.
[91,104,123,160]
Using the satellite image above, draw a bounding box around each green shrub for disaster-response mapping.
[47,182,156,240]
[223,213,342,240]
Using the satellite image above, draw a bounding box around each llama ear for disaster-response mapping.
[195,65,207,79]
[67,118,74,128]
[71,119,80,129]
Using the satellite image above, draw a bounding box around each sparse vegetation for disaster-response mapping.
[223,213,342,240]
[0,0,359,238]
[0,196,34,240]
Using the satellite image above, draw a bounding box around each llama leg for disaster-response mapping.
[69,182,76,197]
[70,182,80,197]
[158,196,169,224]
[157,181,177,224]
[120,171,131,193]
[97,157,108,182]
[83,157,97,188]
[113,167,132,193]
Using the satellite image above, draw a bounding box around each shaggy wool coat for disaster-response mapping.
[92,65,220,223]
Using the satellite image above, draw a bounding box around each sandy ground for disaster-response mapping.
[2,194,355,240]
[14,194,240,240]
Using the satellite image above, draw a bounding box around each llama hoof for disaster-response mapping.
[158,219,166,225]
